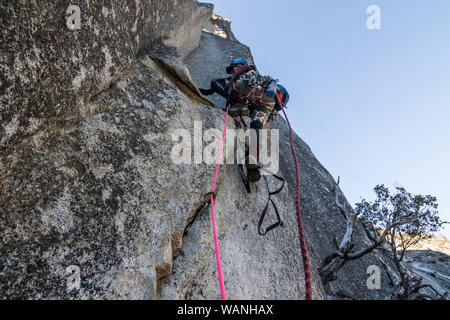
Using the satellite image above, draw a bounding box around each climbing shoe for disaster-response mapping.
[245,154,258,170]
[228,103,250,117]
[247,168,261,182]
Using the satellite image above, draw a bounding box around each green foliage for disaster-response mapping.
[355,185,447,247]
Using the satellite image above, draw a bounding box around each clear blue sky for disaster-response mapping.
[207,0,450,238]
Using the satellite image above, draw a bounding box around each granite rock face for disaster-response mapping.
[202,13,239,42]
[0,0,212,150]
[403,237,450,298]
[2,1,399,300]
[1,0,215,299]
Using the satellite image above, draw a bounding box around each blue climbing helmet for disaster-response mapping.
[226,58,249,74]
[231,58,249,66]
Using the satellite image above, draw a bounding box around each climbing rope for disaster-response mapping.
[209,104,230,300]
[277,92,313,300]
[207,86,312,300]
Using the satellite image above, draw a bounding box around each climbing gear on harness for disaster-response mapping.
[237,72,277,94]
[269,110,279,121]
[276,90,313,300]
[232,73,277,117]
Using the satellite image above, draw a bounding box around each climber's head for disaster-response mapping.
[226,58,249,74]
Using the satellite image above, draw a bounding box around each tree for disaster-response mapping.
[356,185,448,300]
[318,180,398,291]
[318,182,448,300]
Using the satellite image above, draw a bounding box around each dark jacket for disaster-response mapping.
[199,65,259,105]
[199,77,246,105]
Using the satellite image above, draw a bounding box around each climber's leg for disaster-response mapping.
[245,107,274,182]
[228,103,250,117]
[246,119,263,170]
[245,87,276,183]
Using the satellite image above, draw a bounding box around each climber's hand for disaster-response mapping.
[199,87,214,95]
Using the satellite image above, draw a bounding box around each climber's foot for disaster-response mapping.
[247,168,261,182]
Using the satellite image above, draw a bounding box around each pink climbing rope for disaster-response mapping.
[209,104,230,300]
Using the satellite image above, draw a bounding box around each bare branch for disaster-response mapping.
[347,241,382,260]
[379,256,400,286]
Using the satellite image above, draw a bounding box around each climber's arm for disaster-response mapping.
[199,78,233,99]
[199,87,215,96]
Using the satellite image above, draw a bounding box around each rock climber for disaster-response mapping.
[199,58,289,183]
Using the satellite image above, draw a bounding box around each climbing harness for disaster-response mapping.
[276,91,313,300]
